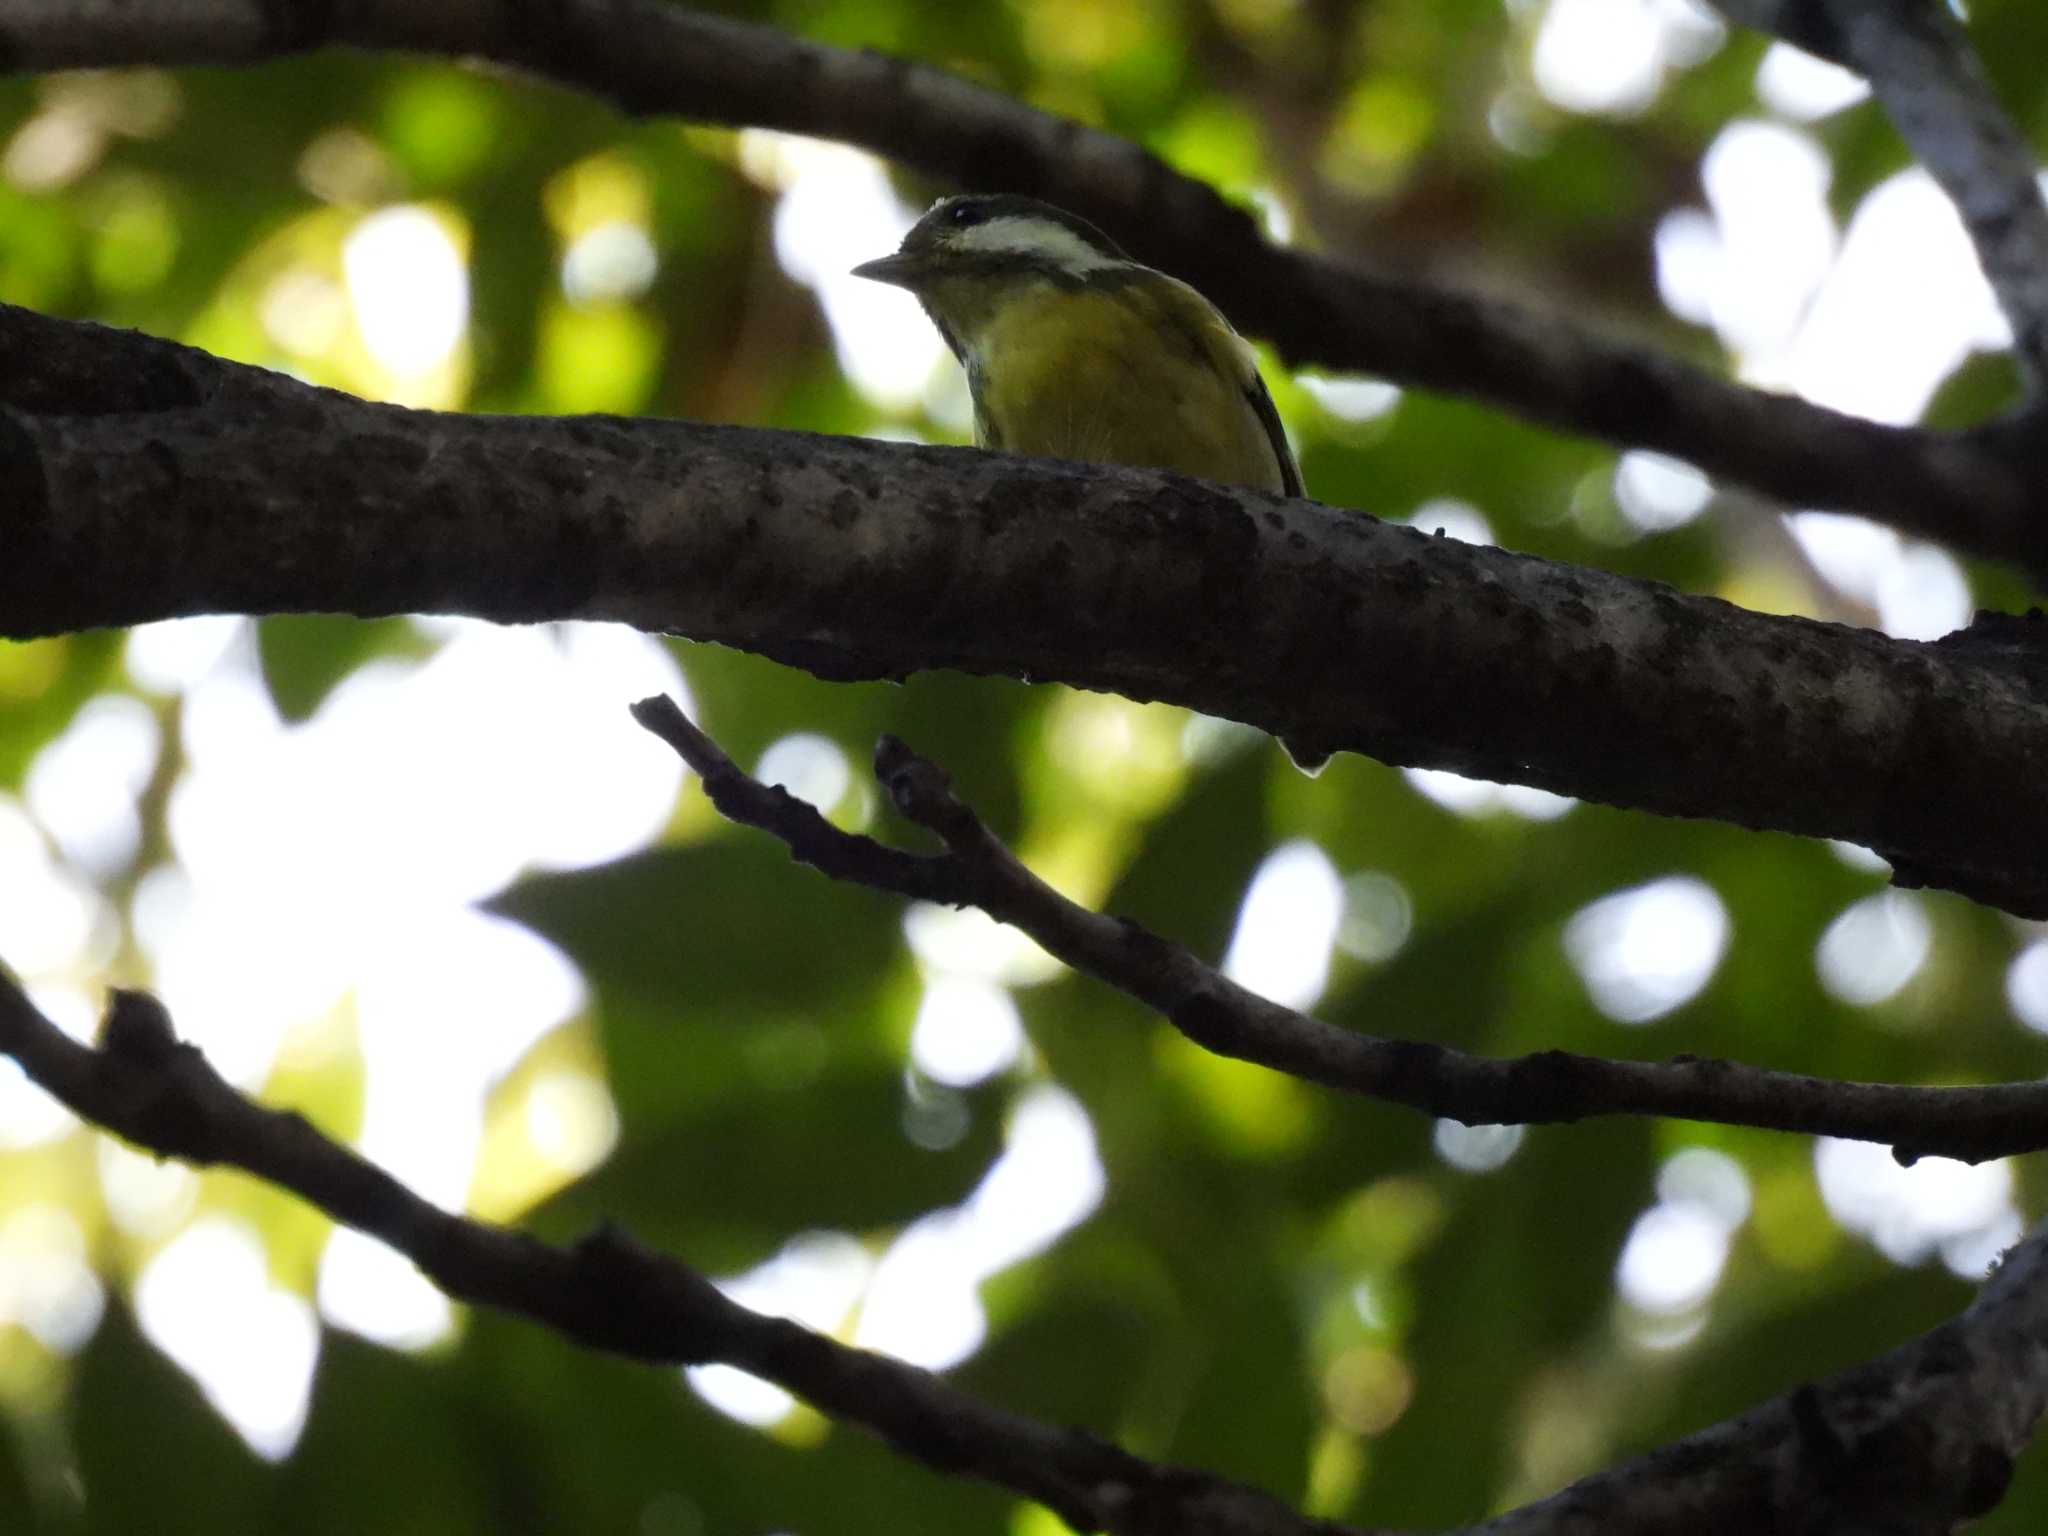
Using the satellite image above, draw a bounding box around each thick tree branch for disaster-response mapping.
[5,304,2048,914]
[631,695,2048,1164]
[3,967,2045,1533]
[4,0,2047,572]
[1719,0,2048,395]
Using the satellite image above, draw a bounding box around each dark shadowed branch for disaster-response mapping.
[2,952,2045,1535]
[1708,1,1853,64]
[631,694,2048,1164]
[4,0,2047,573]
[5,303,2048,916]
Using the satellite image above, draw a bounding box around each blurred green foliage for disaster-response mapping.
[4,0,2048,1532]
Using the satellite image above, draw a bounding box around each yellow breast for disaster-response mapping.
[963,280,1293,495]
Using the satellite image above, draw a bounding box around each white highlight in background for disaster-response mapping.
[562,220,658,305]
[756,732,852,815]
[904,902,1063,987]
[1815,1139,2019,1275]
[911,974,1025,1088]
[1532,0,1722,117]
[1618,1202,1727,1316]
[855,1086,1103,1370]
[1222,840,1344,1012]
[1434,1120,1525,1173]
[1660,1146,1752,1228]
[25,693,161,877]
[1616,1149,1751,1318]
[151,623,674,1090]
[762,136,943,411]
[0,985,95,1151]
[351,909,588,1209]
[1614,451,1714,533]
[1700,121,1836,359]
[0,1204,104,1353]
[135,1218,320,1459]
[849,1213,988,1374]
[2007,941,2048,1034]
[0,797,107,978]
[1566,876,1729,1023]
[1404,768,1576,822]
[1338,871,1414,964]
[127,615,244,694]
[318,1229,452,1351]
[98,1135,198,1239]
[1815,891,1929,1006]
[1755,42,1870,120]
[687,1233,877,1425]
[0,1058,76,1149]
[344,206,468,378]
[525,1070,620,1178]
[1783,170,2005,424]
[1785,512,1971,641]
[1404,498,1494,546]
[691,1089,1105,1424]
[1299,375,1401,423]
[116,623,681,1366]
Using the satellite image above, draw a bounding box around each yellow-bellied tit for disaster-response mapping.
[852,194,1302,498]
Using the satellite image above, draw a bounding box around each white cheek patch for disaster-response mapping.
[954,216,1121,275]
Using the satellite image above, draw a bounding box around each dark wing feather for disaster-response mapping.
[1243,368,1303,497]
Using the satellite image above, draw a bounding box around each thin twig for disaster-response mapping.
[633,695,2048,1164]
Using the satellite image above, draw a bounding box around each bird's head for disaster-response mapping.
[852,194,1132,298]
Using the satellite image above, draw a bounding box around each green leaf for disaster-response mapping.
[1921,350,2023,431]
[255,614,432,723]
[69,1302,275,1534]
[531,1066,1004,1272]
[0,632,123,789]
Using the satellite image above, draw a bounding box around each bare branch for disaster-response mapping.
[2,0,2045,570]
[632,695,2048,1163]
[1719,0,2048,395]
[1469,1265,2048,1535]
[6,304,2048,915]
[1710,1,1851,63]
[0,972,1354,1536]
[3,957,2044,1534]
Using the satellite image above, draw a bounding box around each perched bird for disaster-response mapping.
[852,193,1302,498]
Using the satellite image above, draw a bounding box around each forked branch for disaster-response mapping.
[630,695,2048,1164]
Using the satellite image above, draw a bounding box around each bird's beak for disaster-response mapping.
[851,251,926,289]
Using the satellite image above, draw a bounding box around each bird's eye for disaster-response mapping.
[945,202,987,229]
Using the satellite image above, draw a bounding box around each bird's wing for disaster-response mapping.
[1154,276,1303,498]
[1235,340,1304,498]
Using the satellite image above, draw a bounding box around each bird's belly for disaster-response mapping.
[972,290,1285,493]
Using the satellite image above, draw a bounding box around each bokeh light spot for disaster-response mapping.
[1222,840,1344,1011]
[1433,1119,1525,1173]
[135,1218,320,1459]
[1565,876,1729,1023]
[910,974,1025,1088]
[1815,891,1929,1006]
[1814,1139,2017,1275]
[0,1204,103,1353]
